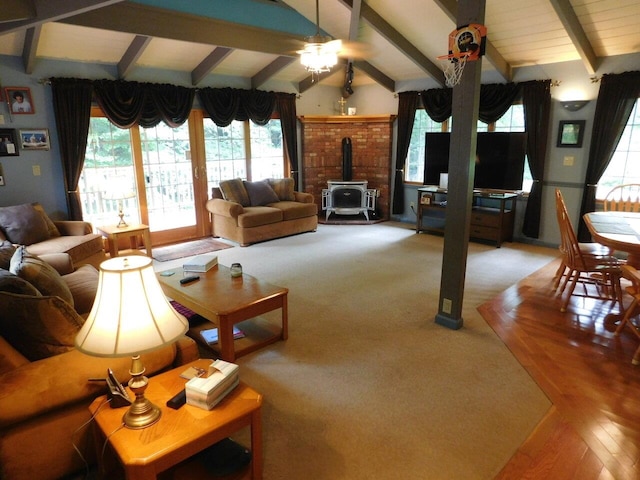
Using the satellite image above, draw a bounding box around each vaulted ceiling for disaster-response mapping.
[0,0,638,94]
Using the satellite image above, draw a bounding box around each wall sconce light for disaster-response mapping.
[561,100,590,112]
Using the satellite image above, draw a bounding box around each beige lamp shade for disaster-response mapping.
[75,256,188,357]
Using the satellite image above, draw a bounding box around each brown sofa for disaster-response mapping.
[0,246,198,480]
[206,178,318,246]
[0,202,106,268]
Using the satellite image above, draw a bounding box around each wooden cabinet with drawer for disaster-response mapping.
[416,188,517,247]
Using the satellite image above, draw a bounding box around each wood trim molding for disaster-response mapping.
[298,115,396,124]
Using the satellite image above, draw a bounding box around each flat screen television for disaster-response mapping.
[423,132,527,190]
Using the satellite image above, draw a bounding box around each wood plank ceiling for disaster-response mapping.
[0,0,637,93]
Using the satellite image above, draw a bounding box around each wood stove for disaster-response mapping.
[322,180,377,221]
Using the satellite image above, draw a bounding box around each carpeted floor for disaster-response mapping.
[155,222,559,479]
[152,238,233,262]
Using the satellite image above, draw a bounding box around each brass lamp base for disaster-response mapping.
[117,200,128,228]
[123,355,161,429]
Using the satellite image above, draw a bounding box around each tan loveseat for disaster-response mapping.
[0,246,198,480]
[206,178,318,246]
[0,203,106,268]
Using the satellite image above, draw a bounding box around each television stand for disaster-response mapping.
[415,187,518,247]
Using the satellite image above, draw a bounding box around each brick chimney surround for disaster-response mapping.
[299,115,396,221]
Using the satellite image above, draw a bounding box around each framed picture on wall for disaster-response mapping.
[20,129,50,150]
[557,120,586,148]
[4,87,34,114]
[0,129,19,156]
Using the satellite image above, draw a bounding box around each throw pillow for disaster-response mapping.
[0,269,41,296]
[244,180,280,206]
[9,246,74,307]
[0,292,84,361]
[32,202,61,238]
[0,240,16,270]
[219,178,251,207]
[0,203,50,245]
[268,178,295,201]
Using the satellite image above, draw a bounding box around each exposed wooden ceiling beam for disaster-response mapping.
[353,60,395,92]
[548,0,599,74]
[339,0,445,87]
[252,56,296,89]
[118,35,151,79]
[192,47,233,86]
[0,0,125,34]
[59,3,304,58]
[432,0,511,81]
[22,25,41,74]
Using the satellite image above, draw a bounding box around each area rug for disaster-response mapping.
[152,238,233,262]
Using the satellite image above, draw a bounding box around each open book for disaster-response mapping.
[200,326,245,345]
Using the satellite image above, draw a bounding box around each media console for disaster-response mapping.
[415,187,518,247]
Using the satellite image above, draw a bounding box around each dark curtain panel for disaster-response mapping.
[276,93,300,189]
[392,91,421,214]
[422,88,452,122]
[577,71,640,241]
[51,78,93,220]
[520,80,551,238]
[94,80,194,128]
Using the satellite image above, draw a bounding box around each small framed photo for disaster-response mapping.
[557,120,586,148]
[20,129,50,150]
[0,129,19,156]
[4,87,34,114]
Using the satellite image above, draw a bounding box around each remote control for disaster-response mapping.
[166,389,187,409]
[180,275,200,285]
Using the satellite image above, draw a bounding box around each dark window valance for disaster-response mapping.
[198,87,276,126]
[93,80,194,128]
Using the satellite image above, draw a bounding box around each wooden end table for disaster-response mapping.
[89,358,262,480]
[97,224,153,258]
[157,264,288,362]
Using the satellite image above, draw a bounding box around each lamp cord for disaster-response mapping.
[99,422,126,479]
[71,396,112,479]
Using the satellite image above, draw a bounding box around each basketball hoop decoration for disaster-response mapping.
[437,24,487,87]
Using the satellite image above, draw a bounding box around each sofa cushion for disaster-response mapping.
[270,201,319,221]
[237,206,283,228]
[0,203,50,245]
[268,178,295,201]
[32,202,61,238]
[0,240,16,270]
[244,180,280,206]
[219,178,251,207]
[0,269,41,296]
[0,291,84,361]
[62,264,99,315]
[25,233,104,265]
[10,246,74,307]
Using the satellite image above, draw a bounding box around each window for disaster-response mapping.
[80,117,140,227]
[597,99,640,199]
[405,104,532,191]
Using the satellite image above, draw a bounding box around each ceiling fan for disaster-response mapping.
[297,0,370,80]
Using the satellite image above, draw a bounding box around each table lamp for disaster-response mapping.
[75,256,188,429]
[104,178,136,228]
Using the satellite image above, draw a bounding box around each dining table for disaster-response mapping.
[583,211,640,268]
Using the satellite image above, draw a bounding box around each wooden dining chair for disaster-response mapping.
[616,264,640,365]
[603,184,640,212]
[554,189,623,312]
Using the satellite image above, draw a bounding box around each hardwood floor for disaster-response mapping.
[480,258,640,479]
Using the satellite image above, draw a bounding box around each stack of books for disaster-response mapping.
[183,254,218,273]
[185,359,239,410]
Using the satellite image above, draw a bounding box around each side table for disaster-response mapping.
[97,223,153,258]
[89,358,262,480]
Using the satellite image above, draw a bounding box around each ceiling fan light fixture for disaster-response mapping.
[300,37,340,74]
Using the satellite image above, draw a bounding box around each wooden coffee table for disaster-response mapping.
[158,264,288,361]
[89,358,262,480]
